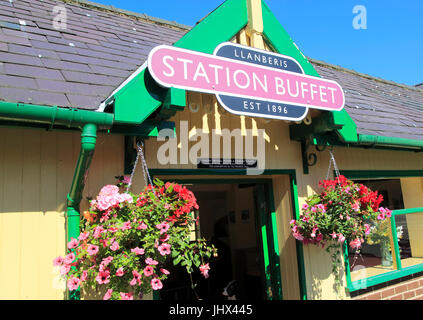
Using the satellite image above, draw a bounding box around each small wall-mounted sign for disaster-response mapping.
[148,43,345,121]
[197,158,257,169]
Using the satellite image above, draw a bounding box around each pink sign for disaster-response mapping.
[148,45,345,112]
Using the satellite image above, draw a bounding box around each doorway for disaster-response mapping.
[157,179,282,300]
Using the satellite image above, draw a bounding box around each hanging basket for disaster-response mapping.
[289,148,393,293]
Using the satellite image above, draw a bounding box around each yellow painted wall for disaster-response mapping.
[400,178,423,258]
[0,127,127,299]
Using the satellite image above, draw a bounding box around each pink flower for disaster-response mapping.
[364,224,371,235]
[145,258,158,265]
[120,292,133,300]
[96,270,110,285]
[110,241,120,251]
[352,202,360,212]
[116,267,125,277]
[337,234,345,243]
[131,247,145,255]
[158,243,171,256]
[156,222,170,235]
[64,252,76,265]
[81,270,88,282]
[151,278,163,290]
[293,231,304,241]
[93,226,105,238]
[143,266,154,277]
[53,256,64,267]
[316,204,326,213]
[130,270,142,286]
[290,219,296,225]
[99,185,120,197]
[160,268,170,275]
[199,263,210,279]
[121,221,132,230]
[350,238,362,250]
[122,175,131,185]
[160,234,170,242]
[137,222,148,230]
[377,213,385,220]
[87,244,99,256]
[302,203,309,210]
[60,264,71,275]
[67,276,80,291]
[330,232,337,239]
[101,256,113,266]
[108,227,119,233]
[103,289,113,300]
[78,231,90,241]
[67,237,79,250]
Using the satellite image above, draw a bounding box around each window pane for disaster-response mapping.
[395,212,423,268]
[349,179,401,282]
[349,222,396,282]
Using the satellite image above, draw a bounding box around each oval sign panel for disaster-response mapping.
[148,42,345,121]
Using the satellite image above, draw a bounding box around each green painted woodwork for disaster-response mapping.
[261,1,319,78]
[289,173,308,300]
[0,101,113,129]
[289,112,343,141]
[112,0,248,125]
[341,170,423,292]
[390,214,403,270]
[113,69,180,125]
[340,170,423,179]
[254,184,273,299]
[332,110,358,143]
[358,134,423,149]
[174,0,248,54]
[265,183,283,300]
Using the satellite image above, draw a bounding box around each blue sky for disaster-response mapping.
[97,0,422,86]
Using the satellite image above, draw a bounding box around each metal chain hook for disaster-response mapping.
[125,139,153,193]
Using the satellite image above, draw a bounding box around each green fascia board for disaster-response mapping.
[332,110,358,143]
[261,2,359,144]
[261,1,319,78]
[174,0,248,54]
[113,68,168,125]
[112,0,248,125]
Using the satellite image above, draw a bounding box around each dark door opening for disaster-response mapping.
[158,182,271,300]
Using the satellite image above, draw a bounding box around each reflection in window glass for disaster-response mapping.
[395,212,423,269]
[348,179,403,281]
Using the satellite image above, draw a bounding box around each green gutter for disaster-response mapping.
[66,123,97,300]
[357,134,423,150]
[0,101,114,129]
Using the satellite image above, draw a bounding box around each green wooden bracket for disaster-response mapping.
[289,112,344,141]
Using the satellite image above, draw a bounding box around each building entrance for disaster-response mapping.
[158,182,271,300]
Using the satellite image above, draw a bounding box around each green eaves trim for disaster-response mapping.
[112,0,249,125]
[174,0,248,54]
[260,1,359,144]
[357,134,423,149]
[261,1,319,78]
